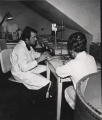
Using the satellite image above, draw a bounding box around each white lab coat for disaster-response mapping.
[56,51,97,109]
[56,51,97,90]
[10,40,50,90]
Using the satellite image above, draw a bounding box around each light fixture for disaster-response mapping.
[0,11,13,25]
[6,11,13,20]
[0,11,13,40]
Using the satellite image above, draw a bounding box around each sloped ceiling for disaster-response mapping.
[20,1,90,34]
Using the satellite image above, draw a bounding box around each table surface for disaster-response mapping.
[47,56,63,68]
[46,56,71,120]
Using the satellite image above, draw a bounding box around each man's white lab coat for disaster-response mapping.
[10,40,50,90]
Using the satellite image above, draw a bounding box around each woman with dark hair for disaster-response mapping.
[56,32,97,109]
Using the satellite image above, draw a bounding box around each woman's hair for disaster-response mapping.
[67,32,87,53]
[21,26,38,41]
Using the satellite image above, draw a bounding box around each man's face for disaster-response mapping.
[29,32,37,45]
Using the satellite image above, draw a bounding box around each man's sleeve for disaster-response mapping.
[17,48,38,72]
[34,51,41,59]
[31,47,41,59]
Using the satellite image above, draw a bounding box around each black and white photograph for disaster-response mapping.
[0,0,101,120]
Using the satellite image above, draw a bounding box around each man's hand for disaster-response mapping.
[36,51,51,63]
[43,51,52,59]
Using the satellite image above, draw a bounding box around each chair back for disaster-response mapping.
[74,72,102,120]
[0,39,7,51]
[0,49,12,73]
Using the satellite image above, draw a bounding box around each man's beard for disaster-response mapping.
[31,41,38,50]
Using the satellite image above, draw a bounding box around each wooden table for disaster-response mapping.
[46,56,71,120]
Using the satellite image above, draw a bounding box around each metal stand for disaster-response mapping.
[61,19,64,57]
[55,30,57,49]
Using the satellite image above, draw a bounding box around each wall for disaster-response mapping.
[57,28,92,53]
[0,0,100,43]
[48,0,101,43]
[0,1,52,39]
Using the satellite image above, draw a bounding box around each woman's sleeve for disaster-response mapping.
[56,61,72,78]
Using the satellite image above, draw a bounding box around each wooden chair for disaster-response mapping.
[74,72,102,120]
[0,49,22,120]
[0,48,21,83]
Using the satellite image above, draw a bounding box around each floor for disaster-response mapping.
[0,61,74,120]
[19,81,74,120]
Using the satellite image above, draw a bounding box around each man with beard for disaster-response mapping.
[10,26,51,105]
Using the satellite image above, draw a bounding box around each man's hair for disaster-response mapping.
[67,32,87,53]
[21,26,38,41]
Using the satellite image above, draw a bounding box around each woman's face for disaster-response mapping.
[69,50,76,59]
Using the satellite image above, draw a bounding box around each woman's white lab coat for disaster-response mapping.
[56,51,97,90]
